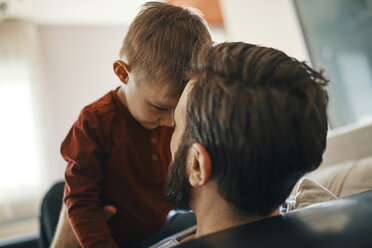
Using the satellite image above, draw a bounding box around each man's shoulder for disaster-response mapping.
[150,225,197,248]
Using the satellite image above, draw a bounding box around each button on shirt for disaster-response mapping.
[151,137,158,144]
[152,154,159,160]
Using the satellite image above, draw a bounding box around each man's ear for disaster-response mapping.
[188,143,212,187]
[113,60,130,84]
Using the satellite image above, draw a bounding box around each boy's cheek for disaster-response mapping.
[132,105,156,122]
[139,110,159,123]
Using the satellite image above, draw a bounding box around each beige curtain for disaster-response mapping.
[0,19,46,239]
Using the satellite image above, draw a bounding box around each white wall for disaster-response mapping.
[220,0,310,62]
[7,0,149,25]
[39,25,127,182]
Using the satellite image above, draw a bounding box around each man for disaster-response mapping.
[155,42,329,246]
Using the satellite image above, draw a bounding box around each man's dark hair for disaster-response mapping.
[185,42,329,216]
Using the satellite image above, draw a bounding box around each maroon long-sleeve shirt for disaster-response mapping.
[61,89,173,247]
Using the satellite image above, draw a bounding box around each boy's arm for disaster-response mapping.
[62,109,119,248]
[51,204,117,248]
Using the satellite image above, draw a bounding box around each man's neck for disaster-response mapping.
[193,204,259,238]
[191,183,279,238]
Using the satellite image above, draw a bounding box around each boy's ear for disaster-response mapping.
[188,143,212,187]
[113,60,130,84]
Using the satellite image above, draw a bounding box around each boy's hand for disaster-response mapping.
[103,205,117,220]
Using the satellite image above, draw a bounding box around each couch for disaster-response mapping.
[177,190,372,248]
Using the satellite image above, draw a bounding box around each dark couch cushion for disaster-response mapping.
[177,190,372,248]
[0,234,39,248]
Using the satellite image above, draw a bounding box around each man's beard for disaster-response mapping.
[164,140,192,210]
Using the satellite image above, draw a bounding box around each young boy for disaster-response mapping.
[58,2,211,247]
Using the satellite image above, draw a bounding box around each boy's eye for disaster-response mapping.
[153,106,168,112]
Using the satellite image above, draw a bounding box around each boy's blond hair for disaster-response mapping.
[120,1,212,96]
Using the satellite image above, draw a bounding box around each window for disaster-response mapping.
[0,67,42,202]
[0,20,45,239]
[295,0,372,128]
